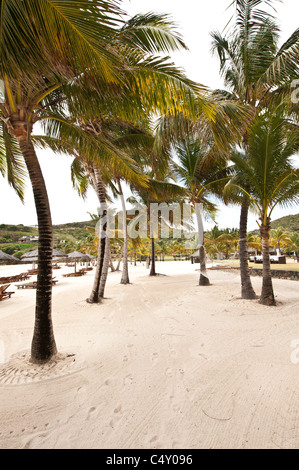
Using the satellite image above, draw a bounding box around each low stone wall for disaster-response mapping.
[250,268,299,281]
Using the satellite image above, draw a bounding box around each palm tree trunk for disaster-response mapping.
[109,251,115,272]
[99,230,111,298]
[115,247,123,271]
[195,203,210,286]
[260,217,276,306]
[150,237,156,276]
[117,180,130,284]
[17,136,57,363]
[87,166,109,303]
[239,198,256,299]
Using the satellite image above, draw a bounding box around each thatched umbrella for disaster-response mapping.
[21,249,67,267]
[84,253,96,267]
[67,251,90,272]
[0,250,20,265]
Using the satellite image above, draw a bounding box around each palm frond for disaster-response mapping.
[120,12,188,54]
[0,122,27,200]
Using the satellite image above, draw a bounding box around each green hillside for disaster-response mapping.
[270,213,299,232]
[0,220,96,258]
[0,213,298,258]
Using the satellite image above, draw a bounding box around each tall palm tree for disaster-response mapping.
[211,0,299,299]
[0,0,127,363]
[224,105,299,305]
[172,135,231,285]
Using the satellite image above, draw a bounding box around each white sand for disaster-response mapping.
[0,260,298,449]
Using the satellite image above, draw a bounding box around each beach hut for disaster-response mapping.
[0,250,20,265]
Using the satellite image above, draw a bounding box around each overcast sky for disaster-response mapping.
[1,0,298,231]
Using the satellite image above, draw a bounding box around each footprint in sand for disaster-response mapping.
[104,378,113,386]
[87,406,97,420]
[165,368,173,378]
[148,435,164,449]
[151,352,159,366]
[123,374,133,385]
[109,404,123,429]
[169,394,180,413]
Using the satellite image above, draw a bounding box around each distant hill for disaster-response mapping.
[0,220,96,258]
[0,214,298,258]
[270,213,299,232]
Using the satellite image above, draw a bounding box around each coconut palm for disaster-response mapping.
[285,231,299,260]
[172,135,232,285]
[269,227,291,255]
[211,0,299,299]
[0,0,130,363]
[129,170,186,276]
[247,232,262,257]
[0,1,212,362]
[224,105,299,305]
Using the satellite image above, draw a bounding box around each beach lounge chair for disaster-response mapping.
[16,281,37,289]
[16,278,58,289]
[0,284,15,300]
[62,271,86,277]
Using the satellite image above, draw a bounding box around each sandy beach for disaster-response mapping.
[0,260,298,449]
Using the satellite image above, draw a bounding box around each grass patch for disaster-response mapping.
[227,259,299,271]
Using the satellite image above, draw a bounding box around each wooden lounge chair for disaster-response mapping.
[26,269,38,275]
[0,284,15,300]
[16,278,58,289]
[16,281,37,289]
[62,271,86,277]
[0,274,31,283]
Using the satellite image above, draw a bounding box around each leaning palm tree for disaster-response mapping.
[0,0,128,363]
[211,0,299,299]
[224,104,299,306]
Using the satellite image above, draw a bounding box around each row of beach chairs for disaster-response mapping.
[0,265,94,299]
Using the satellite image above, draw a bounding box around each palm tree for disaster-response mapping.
[269,227,291,255]
[247,232,262,257]
[211,0,299,299]
[285,231,299,261]
[172,135,231,285]
[225,105,299,306]
[1,2,213,362]
[0,1,128,363]
[129,171,186,276]
[35,8,214,304]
